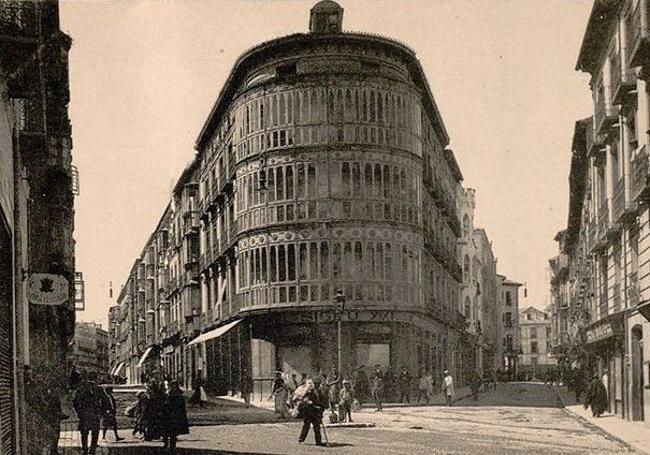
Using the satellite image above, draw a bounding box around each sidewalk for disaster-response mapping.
[555,386,650,455]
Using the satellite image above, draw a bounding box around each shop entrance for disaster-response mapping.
[631,325,644,421]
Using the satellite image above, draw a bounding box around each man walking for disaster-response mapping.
[73,371,107,455]
[371,364,384,412]
[398,365,411,404]
[442,370,454,407]
[297,379,327,446]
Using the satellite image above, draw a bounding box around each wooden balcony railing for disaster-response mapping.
[632,145,649,201]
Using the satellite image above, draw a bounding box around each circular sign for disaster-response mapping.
[26,273,69,306]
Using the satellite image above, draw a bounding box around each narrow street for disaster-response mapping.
[59,383,637,455]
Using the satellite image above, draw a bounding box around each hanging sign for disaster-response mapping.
[26,273,69,305]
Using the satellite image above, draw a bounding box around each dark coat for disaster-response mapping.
[298,388,326,420]
[139,390,166,440]
[584,378,608,416]
[73,382,107,431]
[163,389,190,437]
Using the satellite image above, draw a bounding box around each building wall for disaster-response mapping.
[519,307,555,375]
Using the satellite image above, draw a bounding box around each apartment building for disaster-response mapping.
[519,307,555,378]
[108,1,526,399]
[550,0,650,424]
[499,275,522,380]
[70,322,109,379]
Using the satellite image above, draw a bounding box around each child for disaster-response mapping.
[338,379,354,423]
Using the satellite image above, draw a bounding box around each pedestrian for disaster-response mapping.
[417,371,434,405]
[338,379,354,423]
[384,366,395,401]
[326,367,341,413]
[270,372,289,419]
[352,366,369,406]
[398,365,411,403]
[69,364,81,390]
[468,370,482,401]
[189,374,207,407]
[101,387,124,442]
[297,379,327,446]
[141,380,166,441]
[371,364,384,412]
[584,373,608,417]
[162,380,190,454]
[442,370,454,406]
[73,371,108,455]
[240,368,253,407]
[287,373,299,394]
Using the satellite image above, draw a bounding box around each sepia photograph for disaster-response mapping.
[1,0,649,453]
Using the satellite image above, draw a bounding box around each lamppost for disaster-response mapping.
[334,290,346,375]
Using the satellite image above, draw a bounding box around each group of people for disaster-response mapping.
[127,378,190,453]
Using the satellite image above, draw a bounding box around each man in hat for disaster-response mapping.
[398,365,412,404]
[338,379,354,422]
[298,378,327,446]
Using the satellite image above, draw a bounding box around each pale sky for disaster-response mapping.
[59,0,594,329]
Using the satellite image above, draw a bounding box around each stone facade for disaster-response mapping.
[0,1,76,453]
[550,0,650,425]
[110,1,516,398]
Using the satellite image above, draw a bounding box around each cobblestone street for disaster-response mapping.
[58,383,638,455]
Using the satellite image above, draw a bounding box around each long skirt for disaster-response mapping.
[274,390,289,417]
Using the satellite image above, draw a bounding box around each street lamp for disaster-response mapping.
[334,290,346,375]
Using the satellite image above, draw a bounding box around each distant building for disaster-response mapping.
[70,322,109,380]
[474,229,499,370]
[498,275,522,380]
[519,307,555,378]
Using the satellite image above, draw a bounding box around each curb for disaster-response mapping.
[553,387,647,455]
[325,422,376,428]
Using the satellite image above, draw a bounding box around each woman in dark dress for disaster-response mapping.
[584,373,608,417]
[162,381,190,454]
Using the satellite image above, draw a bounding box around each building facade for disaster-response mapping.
[70,322,109,380]
[519,307,555,378]
[550,0,650,425]
[498,275,521,380]
[110,1,519,399]
[474,229,500,370]
[0,1,76,453]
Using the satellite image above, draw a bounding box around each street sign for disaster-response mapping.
[26,273,69,306]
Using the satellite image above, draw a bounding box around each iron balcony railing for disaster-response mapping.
[612,179,625,222]
[632,145,649,201]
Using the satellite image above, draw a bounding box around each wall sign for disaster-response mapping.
[26,273,69,305]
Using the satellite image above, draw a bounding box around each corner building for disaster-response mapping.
[193,1,465,394]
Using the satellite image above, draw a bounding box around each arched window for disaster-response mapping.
[463,215,470,238]
[464,297,471,319]
[463,255,470,283]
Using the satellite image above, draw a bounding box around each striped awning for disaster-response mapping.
[137,346,155,368]
[187,319,242,347]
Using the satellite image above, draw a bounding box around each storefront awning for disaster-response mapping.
[137,346,155,368]
[187,318,242,347]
